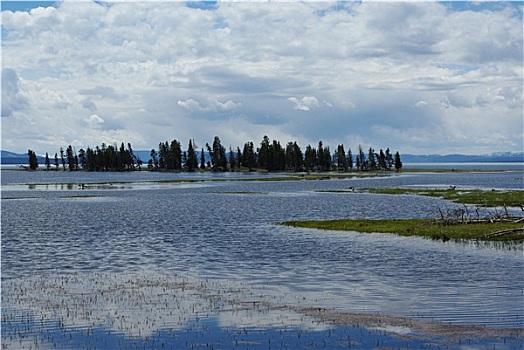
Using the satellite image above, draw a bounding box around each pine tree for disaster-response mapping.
[347,148,353,170]
[323,146,331,171]
[317,141,325,171]
[66,145,76,171]
[45,152,50,171]
[187,140,198,172]
[358,145,365,171]
[60,147,66,170]
[208,136,227,171]
[200,148,206,170]
[394,151,403,171]
[78,149,86,170]
[27,149,38,170]
[304,145,316,171]
[378,149,386,170]
[368,147,376,171]
[236,147,242,169]
[229,147,236,171]
[150,148,158,170]
[258,135,270,170]
[127,143,135,171]
[242,142,256,170]
[385,148,393,170]
[336,145,347,171]
[285,142,303,172]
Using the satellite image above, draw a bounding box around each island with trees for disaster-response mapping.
[27,135,402,173]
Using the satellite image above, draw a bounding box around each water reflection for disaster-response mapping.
[2,270,522,350]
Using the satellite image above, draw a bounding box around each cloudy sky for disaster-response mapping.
[1,0,522,155]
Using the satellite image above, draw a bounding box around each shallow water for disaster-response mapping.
[2,170,523,349]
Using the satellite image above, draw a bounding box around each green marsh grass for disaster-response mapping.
[281,219,524,241]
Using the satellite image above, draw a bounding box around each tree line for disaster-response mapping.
[28,135,402,172]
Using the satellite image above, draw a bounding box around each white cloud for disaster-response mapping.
[288,96,322,111]
[1,1,522,155]
[178,98,242,113]
[1,68,29,117]
[87,114,104,127]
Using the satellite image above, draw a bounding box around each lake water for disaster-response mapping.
[1,170,523,349]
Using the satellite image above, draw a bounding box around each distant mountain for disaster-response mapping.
[1,151,46,165]
[402,152,524,163]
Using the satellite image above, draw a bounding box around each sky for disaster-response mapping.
[1,0,523,156]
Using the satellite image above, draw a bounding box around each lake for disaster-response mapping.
[1,169,523,349]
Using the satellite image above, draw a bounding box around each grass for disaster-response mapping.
[281,219,524,242]
[283,188,524,241]
[364,188,524,207]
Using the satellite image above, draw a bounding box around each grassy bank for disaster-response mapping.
[281,219,524,241]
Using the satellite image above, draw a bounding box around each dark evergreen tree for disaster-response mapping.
[66,145,76,171]
[150,148,158,170]
[236,147,242,169]
[378,149,386,170]
[169,139,182,170]
[258,135,270,170]
[368,147,376,171]
[157,142,167,170]
[54,153,59,170]
[268,140,285,171]
[323,146,332,171]
[347,148,353,170]
[229,147,236,171]
[78,149,86,170]
[357,145,365,171]
[385,148,393,170]
[127,143,135,171]
[60,147,66,170]
[27,149,38,170]
[207,136,227,171]
[285,142,303,172]
[242,142,256,171]
[45,152,50,171]
[187,140,198,172]
[304,145,316,171]
[200,148,206,170]
[85,147,95,171]
[119,142,126,171]
[336,145,347,171]
[317,141,325,171]
[182,151,187,170]
[394,151,403,171]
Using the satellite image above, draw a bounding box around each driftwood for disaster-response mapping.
[479,227,524,239]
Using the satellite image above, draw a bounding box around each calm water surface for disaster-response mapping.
[2,170,523,349]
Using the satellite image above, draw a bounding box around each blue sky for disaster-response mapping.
[1,1,523,155]
[1,1,57,12]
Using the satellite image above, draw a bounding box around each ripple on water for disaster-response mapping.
[1,171,523,348]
